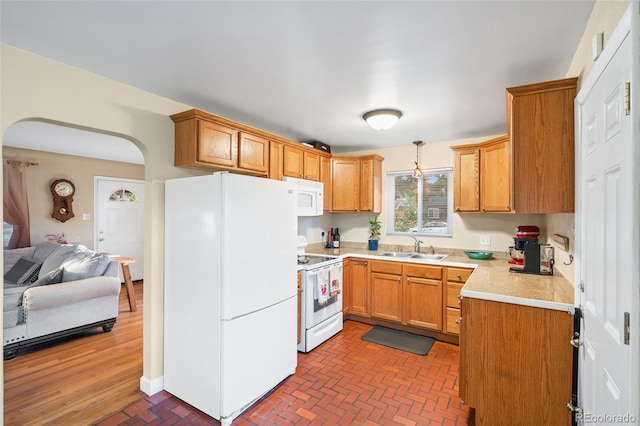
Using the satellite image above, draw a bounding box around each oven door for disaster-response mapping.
[303,262,343,328]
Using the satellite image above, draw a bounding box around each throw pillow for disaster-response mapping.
[30,268,64,287]
[4,257,42,285]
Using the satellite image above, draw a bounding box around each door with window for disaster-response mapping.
[95,177,144,281]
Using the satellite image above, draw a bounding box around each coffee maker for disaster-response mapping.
[508,226,554,275]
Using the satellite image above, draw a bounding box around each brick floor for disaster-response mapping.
[96,321,474,425]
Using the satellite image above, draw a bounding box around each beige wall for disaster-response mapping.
[3,146,144,249]
[545,0,631,283]
[1,43,205,410]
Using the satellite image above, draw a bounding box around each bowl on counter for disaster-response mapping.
[464,251,494,260]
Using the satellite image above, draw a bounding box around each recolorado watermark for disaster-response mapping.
[576,412,637,424]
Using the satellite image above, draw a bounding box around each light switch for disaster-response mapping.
[82,213,91,221]
[479,235,491,246]
[592,32,603,60]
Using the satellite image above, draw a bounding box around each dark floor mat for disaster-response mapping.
[361,326,435,355]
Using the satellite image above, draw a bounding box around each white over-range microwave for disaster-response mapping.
[282,177,323,216]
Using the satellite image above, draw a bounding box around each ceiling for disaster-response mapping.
[1,1,595,162]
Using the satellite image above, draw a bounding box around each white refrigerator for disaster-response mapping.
[164,172,298,426]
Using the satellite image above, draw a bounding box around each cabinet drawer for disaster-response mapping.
[370,260,403,275]
[447,283,463,308]
[446,267,473,283]
[446,307,461,335]
[405,264,442,280]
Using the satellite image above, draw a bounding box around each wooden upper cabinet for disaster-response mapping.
[197,120,238,168]
[451,77,577,214]
[238,132,269,174]
[171,109,268,176]
[359,155,383,213]
[331,157,360,211]
[453,146,480,212]
[507,77,577,213]
[282,144,305,178]
[269,141,284,181]
[331,155,383,213]
[282,144,323,181]
[480,136,512,212]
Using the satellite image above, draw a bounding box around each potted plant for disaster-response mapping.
[368,216,381,251]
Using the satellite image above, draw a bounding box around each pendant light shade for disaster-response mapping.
[363,109,402,130]
[412,141,424,178]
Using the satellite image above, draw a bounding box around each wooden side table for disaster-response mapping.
[103,254,137,312]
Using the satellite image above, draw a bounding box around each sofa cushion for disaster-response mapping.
[39,244,78,276]
[4,257,42,285]
[32,268,64,287]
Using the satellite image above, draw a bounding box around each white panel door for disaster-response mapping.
[576,9,638,422]
[95,177,144,281]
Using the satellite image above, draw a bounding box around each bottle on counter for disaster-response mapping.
[327,228,333,248]
[333,228,340,248]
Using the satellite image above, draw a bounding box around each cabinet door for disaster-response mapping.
[238,132,269,174]
[349,258,370,317]
[405,276,442,330]
[320,156,332,211]
[371,272,403,323]
[332,157,359,211]
[282,145,305,178]
[358,157,382,213]
[269,141,284,181]
[341,259,351,316]
[303,151,321,181]
[453,147,480,212]
[480,138,513,212]
[197,120,238,167]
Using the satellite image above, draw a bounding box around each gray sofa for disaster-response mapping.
[3,242,121,359]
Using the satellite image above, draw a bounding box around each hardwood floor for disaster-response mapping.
[4,282,144,426]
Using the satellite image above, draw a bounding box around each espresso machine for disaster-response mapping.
[508,226,554,275]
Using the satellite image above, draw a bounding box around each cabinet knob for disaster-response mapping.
[506,205,511,210]
[407,278,411,285]
[455,318,461,325]
[455,207,461,212]
[481,208,486,212]
[457,273,462,280]
[397,277,401,283]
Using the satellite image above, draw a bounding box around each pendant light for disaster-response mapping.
[362,109,402,130]
[412,141,424,178]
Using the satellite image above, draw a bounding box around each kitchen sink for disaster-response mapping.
[379,252,414,258]
[379,252,448,261]
[410,253,448,261]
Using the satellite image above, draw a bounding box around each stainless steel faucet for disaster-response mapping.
[409,236,424,253]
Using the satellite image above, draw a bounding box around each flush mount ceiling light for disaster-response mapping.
[362,109,402,130]
[412,140,424,178]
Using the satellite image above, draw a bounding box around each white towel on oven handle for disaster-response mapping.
[314,268,330,305]
[329,264,341,297]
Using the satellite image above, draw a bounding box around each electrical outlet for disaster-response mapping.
[479,235,491,246]
[82,213,91,221]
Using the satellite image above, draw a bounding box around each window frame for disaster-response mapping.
[386,167,453,238]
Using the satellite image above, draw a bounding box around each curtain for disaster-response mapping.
[3,159,31,248]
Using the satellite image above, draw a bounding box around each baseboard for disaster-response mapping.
[140,375,164,396]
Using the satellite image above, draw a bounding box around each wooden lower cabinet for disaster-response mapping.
[405,276,442,330]
[370,260,403,323]
[459,297,573,425]
[444,267,472,335]
[348,258,370,317]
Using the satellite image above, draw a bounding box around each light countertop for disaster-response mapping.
[308,246,576,312]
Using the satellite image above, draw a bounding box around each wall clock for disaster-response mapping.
[50,179,76,222]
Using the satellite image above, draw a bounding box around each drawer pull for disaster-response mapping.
[456,273,462,280]
[455,318,461,324]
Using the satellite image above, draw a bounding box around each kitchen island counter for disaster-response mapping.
[308,247,575,312]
